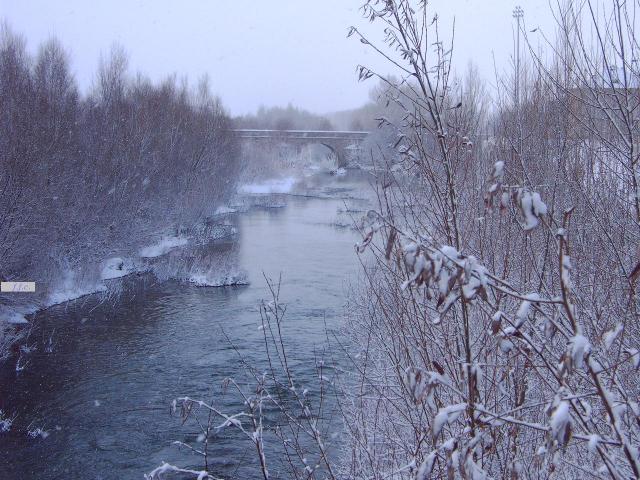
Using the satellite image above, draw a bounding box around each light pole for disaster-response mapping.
[513,5,524,108]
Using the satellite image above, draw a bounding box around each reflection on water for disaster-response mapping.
[0,173,370,479]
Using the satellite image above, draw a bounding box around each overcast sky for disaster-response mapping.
[1,0,556,115]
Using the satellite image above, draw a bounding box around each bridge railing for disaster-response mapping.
[231,129,369,140]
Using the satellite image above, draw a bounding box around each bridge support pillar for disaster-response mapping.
[323,143,349,169]
[335,147,348,169]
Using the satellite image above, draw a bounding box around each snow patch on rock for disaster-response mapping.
[239,177,297,195]
[101,257,136,280]
[139,236,188,258]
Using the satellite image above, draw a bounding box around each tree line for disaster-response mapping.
[235,104,335,131]
[0,23,240,315]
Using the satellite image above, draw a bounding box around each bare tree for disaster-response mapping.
[150,2,640,478]
[0,26,242,360]
[342,0,640,478]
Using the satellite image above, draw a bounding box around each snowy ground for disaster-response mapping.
[139,236,189,259]
[238,176,297,195]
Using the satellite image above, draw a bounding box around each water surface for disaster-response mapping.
[0,173,370,479]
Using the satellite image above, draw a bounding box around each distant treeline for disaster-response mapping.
[234,104,335,131]
[0,23,240,299]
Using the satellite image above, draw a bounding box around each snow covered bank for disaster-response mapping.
[239,177,297,195]
[100,257,137,280]
[2,309,30,325]
[0,221,242,366]
[214,205,237,215]
[139,236,188,258]
[45,269,107,308]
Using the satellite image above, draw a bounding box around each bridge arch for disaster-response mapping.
[318,142,342,167]
[232,129,368,169]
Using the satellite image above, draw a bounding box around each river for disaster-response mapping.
[0,171,372,479]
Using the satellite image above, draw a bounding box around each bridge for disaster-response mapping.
[232,129,369,168]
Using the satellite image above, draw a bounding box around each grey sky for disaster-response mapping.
[1,0,555,115]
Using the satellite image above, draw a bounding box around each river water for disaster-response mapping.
[0,171,371,479]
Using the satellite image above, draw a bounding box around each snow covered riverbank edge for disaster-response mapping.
[0,217,247,367]
[0,175,297,366]
[0,170,371,368]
